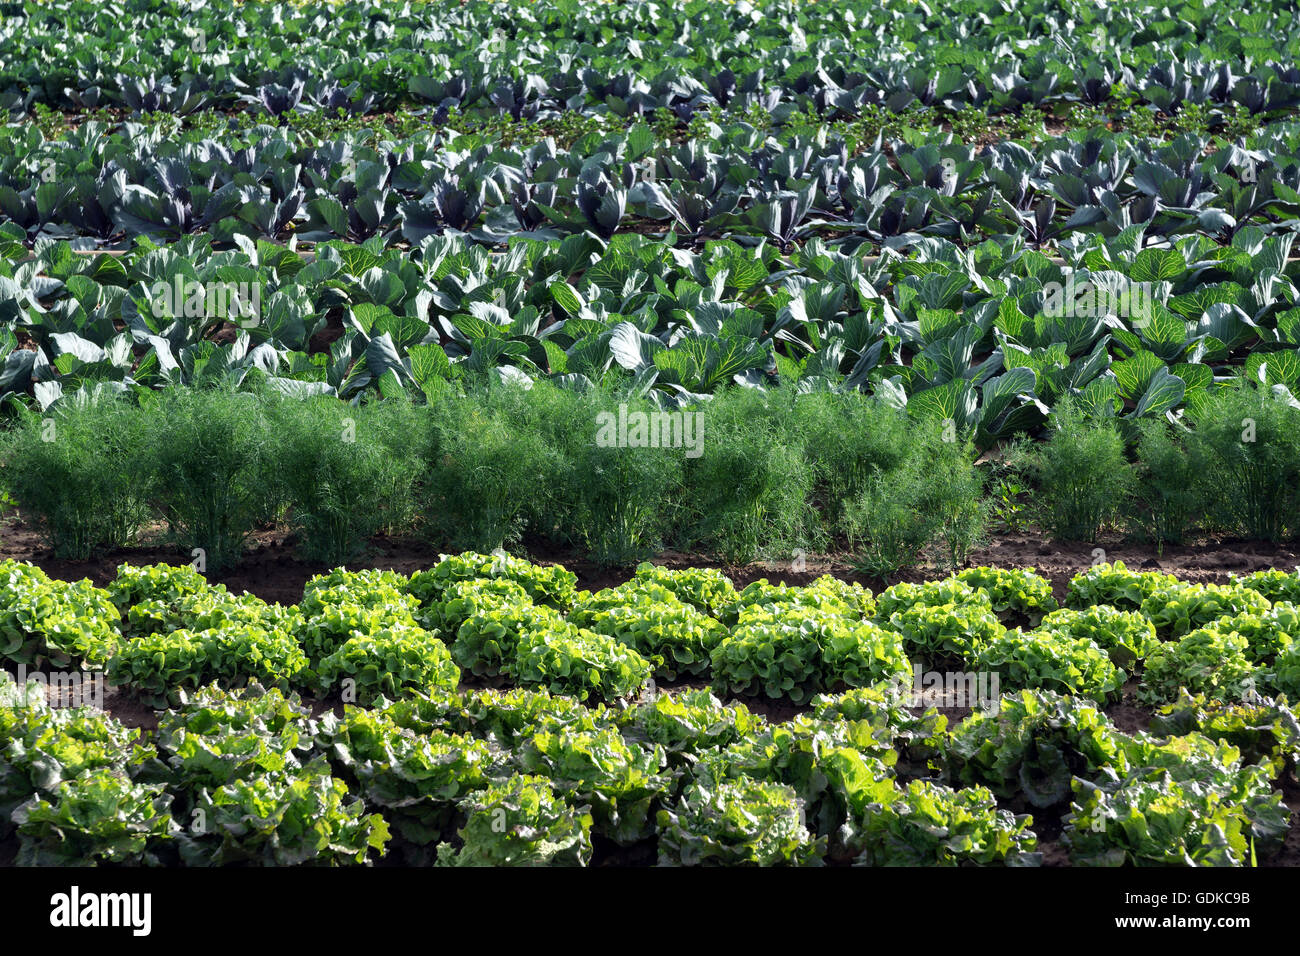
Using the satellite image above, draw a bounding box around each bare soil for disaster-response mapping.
[3,511,1292,607]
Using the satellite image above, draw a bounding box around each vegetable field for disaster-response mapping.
[6,554,1300,867]
[4,0,1300,879]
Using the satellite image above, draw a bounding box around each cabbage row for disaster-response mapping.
[5,217,1300,431]
[3,0,1300,121]
[6,117,1300,251]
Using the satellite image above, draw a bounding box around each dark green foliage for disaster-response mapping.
[1186,385,1300,542]
[1128,418,1201,548]
[143,388,282,572]
[273,397,424,564]
[1011,401,1132,542]
[845,424,986,575]
[1,398,148,558]
[423,384,565,552]
[679,388,815,563]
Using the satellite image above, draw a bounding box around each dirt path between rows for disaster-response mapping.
[3,512,1294,605]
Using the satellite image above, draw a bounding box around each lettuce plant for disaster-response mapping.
[1214,604,1300,664]
[1111,732,1291,859]
[1122,732,1251,784]
[107,562,211,612]
[1064,561,1179,611]
[0,560,121,667]
[955,566,1058,623]
[422,577,532,633]
[452,603,568,677]
[301,567,413,612]
[1139,625,1259,704]
[1,693,155,836]
[847,780,1040,867]
[129,587,295,639]
[382,686,610,746]
[320,707,495,849]
[438,774,594,867]
[567,580,684,629]
[875,578,976,618]
[107,623,310,707]
[657,779,823,866]
[1139,582,1272,640]
[947,689,1131,807]
[0,669,43,708]
[811,684,948,775]
[154,684,317,801]
[294,600,418,665]
[699,715,897,838]
[882,598,1005,663]
[315,624,460,704]
[976,629,1124,703]
[1063,763,1289,867]
[14,768,177,866]
[1149,689,1300,777]
[711,605,910,704]
[295,568,421,662]
[820,618,915,690]
[178,758,390,866]
[509,622,653,703]
[1267,640,1300,702]
[730,575,874,624]
[802,575,876,618]
[630,562,738,619]
[616,689,766,760]
[1235,569,1300,605]
[407,551,577,610]
[583,597,727,680]
[517,727,670,844]
[1036,605,1159,668]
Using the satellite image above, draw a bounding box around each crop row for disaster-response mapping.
[5,120,1300,248]
[3,0,1300,123]
[7,0,1300,121]
[10,379,1300,571]
[12,554,1300,709]
[4,555,1299,865]
[4,216,1300,432]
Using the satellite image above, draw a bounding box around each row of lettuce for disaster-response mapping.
[6,553,1300,865]
[10,552,1300,714]
[3,674,1295,866]
[11,380,1300,577]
